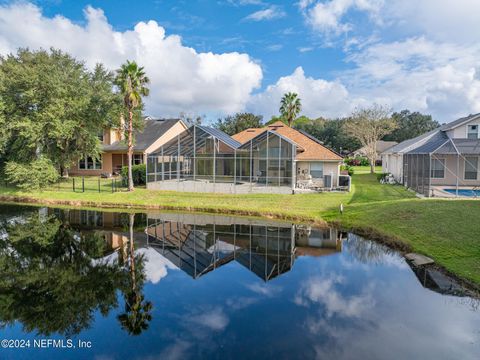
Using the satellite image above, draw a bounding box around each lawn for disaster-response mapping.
[0,173,479,287]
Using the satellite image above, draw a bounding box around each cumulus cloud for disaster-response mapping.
[244,6,286,21]
[248,66,352,119]
[0,3,262,117]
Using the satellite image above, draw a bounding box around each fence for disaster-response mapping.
[57,177,124,193]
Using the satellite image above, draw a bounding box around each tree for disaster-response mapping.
[279,92,302,126]
[294,117,361,153]
[115,61,150,192]
[385,110,440,142]
[0,49,122,179]
[214,113,263,135]
[345,105,397,173]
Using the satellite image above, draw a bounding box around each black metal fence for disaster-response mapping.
[61,177,124,193]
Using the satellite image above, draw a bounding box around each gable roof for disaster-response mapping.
[355,140,398,155]
[102,118,183,152]
[439,112,480,131]
[232,121,342,161]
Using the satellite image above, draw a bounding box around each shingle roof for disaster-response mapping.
[102,119,181,152]
[233,121,342,161]
[439,112,480,131]
[355,140,398,155]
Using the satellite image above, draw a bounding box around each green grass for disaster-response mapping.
[352,165,382,174]
[0,174,479,286]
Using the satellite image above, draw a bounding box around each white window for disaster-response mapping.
[133,154,143,165]
[310,163,324,178]
[467,125,478,139]
[79,155,102,170]
[464,157,478,180]
[430,158,445,178]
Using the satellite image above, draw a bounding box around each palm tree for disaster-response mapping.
[279,92,302,127]
[115,61,150,191]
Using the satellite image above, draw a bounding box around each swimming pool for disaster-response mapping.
[443,188,480,197]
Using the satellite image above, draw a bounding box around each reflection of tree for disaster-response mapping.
[0,215,128,336]
[117,213,153,335]
[344,234,395,264]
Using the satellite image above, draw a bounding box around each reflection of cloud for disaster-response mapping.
[226,296,259,310]
[189,307,229,331]
[295,275,375,318]
[139,248,178,284]
[245,282,281,297]
[157,340,192,360]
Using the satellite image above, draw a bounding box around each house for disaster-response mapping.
[145,121,344,194]
[70,118,187,176]
[382,113,480,196]
[352,140,398,161]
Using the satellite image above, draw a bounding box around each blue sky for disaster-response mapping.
[1,0,480,123]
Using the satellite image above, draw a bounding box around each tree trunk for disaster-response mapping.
[370,160,375,174]
[129,213,136,292]
[128,109,134,191]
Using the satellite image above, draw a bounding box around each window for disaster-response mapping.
[430,158,445,178]
[467,125,478,139]
[133,154,143,165]
[97,131,104,142]
[464,157,478,180]
[79,155,102,170]
[310,162,324,178]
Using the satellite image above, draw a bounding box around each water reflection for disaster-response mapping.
[145,214,344,282]
[0,205,478,360]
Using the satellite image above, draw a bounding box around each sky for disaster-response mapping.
[0,0,480,124]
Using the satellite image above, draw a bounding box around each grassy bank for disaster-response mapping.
[0,172,479,286]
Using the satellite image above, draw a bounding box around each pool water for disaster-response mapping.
[0,204,478,360]
[443,188,480,197]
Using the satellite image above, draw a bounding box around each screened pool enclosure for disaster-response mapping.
[146,125,297,194]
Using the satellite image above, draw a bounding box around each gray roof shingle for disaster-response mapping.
[102,118,182,152]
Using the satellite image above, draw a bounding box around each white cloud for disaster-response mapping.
[248,66,352,119]
[244,6,286,21]
[188,307,229,331]
[300,0,384,34]
[0,3,262,117]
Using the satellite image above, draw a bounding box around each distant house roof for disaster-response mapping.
[232,121,342,161]
[354,140,398,156]
[102,118,182,152]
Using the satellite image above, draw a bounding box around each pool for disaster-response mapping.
[443,188,480,197]
[0,204,479,360]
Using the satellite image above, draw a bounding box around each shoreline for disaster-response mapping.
[1,193,479,295]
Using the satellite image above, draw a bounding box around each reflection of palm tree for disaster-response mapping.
[118,213,153,335]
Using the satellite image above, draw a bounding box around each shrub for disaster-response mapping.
[5,158,58,190]
[121,164,146,186]
[345,156,370,166]
[376,172,389,181]
[340,164,354,176]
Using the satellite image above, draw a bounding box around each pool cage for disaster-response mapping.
[403,136,480,197]
[146,125,297,194]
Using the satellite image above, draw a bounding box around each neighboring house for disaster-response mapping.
[382,113,480,196]
[70,118,187,176]
[145,121,344,194]
[352,140,398,161]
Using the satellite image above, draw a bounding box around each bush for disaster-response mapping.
[121,164,146,186]
[376,172,389,181]
[340,164,354,176]
[345,156,370,166]
[5,158,58,190]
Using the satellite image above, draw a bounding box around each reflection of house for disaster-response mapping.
[382,113,480,196]
[145,213,345,282]
[146,122,344,194]
[70,118,187,176]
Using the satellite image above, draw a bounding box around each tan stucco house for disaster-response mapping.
[70,118,187,176]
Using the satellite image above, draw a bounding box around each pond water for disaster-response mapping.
[0,204,478,360]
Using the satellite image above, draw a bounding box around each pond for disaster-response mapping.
[0,204,478,360]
